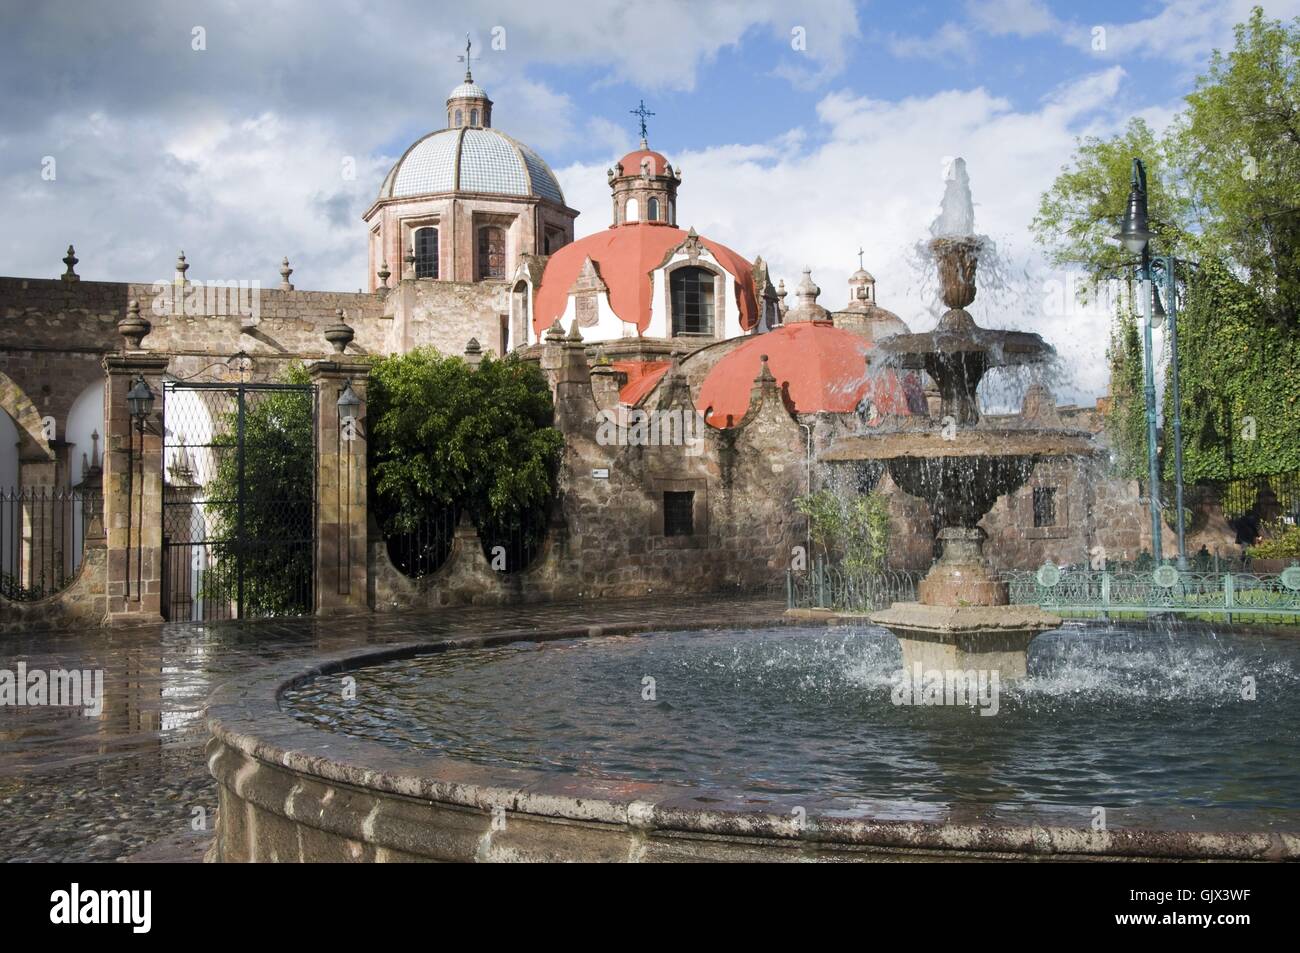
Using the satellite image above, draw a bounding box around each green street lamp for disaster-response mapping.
[1113,157,1188,569]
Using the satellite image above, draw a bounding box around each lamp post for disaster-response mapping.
[1152,256,1189,569]
[125,375,155,601]
[1115,158,1163,564]
[1113,157,1190,568]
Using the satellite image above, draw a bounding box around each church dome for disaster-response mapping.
[532,224,758,337]
[696,321,924,428]
[617,146,670,176]
[378,127,566,205]
[447,80,489,100]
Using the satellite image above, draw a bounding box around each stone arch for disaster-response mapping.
[0,369,54,462]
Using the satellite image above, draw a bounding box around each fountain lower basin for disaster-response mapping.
[206,623,1300,862]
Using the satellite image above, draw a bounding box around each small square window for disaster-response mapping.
[664,491,694,537]
[1032,487,1058,528]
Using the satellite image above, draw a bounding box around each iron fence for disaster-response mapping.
[786,560,923,613]
[1003,566,1300,622]
[786,561,1300,623]
[0,486,101,601]
[162,381,316,621]
[383,506,459,579]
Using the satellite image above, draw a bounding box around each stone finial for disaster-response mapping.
[785,267,830,323]
[323,308,354,354]
[377,260,391,291]
[567,319,584,342]
[175,250,189,286]
[61,244,79,282]
[755,353,776,384]
[463,337,483,368]
[279,257,294,291]
[544,319,566,343]
[117,299,152,350]
[403,246,416,280]
[776,279,788,314]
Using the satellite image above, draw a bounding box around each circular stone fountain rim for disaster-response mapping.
[205,623,1300,861]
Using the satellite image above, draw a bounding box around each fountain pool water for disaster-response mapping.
[278,625,1300,819]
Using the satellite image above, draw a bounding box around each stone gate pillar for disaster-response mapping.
[310,359,370,615]
[102,353,169,625]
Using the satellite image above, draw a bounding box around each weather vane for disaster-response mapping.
[630,99,655,142]
[457,33,476,80]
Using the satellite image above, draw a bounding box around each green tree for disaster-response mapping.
[795,489,890,573]
[203,364,315,616]
[1034,6,1300,483]
[1176,7,1300,325]
[1167,258,1300,480]
[1104,305,1150,480]
[367,348,564,554]
[1031,117,1192,279]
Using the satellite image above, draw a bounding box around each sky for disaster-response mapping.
[3,0,1299,403]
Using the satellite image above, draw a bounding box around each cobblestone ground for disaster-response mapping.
[0,595,785,862]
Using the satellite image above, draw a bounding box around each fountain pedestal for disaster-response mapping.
[871,526,1059,680]
[916,527,1008,606]
[872,603,1059,681]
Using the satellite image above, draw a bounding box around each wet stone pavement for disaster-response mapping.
[0,595,786,863]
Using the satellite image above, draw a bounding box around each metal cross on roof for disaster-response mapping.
[457,33,476,80]
[630,100,655,141]
[858,246,865,269]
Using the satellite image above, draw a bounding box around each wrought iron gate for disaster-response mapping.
[161,381,316,621]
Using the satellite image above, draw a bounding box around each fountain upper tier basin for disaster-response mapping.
[876,306,1055,369]
[822,426,1096,462]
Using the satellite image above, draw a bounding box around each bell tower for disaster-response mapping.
[607,100,680,226]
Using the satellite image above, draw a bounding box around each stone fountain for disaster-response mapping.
[825,158,1094,679]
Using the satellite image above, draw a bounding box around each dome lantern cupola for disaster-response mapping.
[607,100,679,227]
[446,35,492,129]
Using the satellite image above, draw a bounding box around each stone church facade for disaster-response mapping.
[1,66,1206,629]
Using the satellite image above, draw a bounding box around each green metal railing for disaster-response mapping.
[787,562,1300,623]
[786,560,923,613]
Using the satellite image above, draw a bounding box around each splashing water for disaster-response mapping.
[930,157,977,238]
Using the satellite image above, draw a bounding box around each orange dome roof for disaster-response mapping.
[618,148,670,176]
[697,322,925,428]
[533,224,758,337]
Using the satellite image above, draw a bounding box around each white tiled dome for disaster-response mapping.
[379,128,565,205]
[447,80,488,100]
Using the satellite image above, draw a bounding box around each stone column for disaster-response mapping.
[102,354,169,624]
[310,361,370,615]
[16,451,59,591]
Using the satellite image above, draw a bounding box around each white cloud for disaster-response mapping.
[888,22,978,64]
[966,0,1061,38]
[1067,0,1300,67]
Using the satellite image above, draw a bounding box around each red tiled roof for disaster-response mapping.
[697,322,924,428]
[533,224,758,337]
[612,360,671,406]
[618,148,669,176]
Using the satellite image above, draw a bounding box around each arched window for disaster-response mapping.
[477,226,506,279]
[413,227,438,279]
[470,109,479,126]
[668,200,675,225]
[671,267,715,336]
[454,109,463,127]
[647,197,659,221]
[626,197,640,222]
